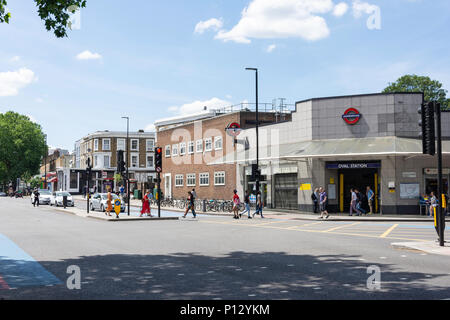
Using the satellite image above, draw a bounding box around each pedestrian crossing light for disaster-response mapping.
[155,147,163,173]
[418,102,436,156]
[117,150,126,174]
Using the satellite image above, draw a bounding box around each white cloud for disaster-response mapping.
[145,123,156,132]
[0,68,37,97]
[266,44,277,53]
[76,50,102,60]
[214,0,335,43]
[194,18,224,34]
[333,2,349,17]
[169,97,232,116]
[10,56,21,63]
[352,0,379,18]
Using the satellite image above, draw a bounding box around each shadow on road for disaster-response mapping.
[1,252,449,300]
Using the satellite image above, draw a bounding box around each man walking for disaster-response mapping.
[355,189,366,215]
[252,191,264,219]
[350,188,360,216]
[311,188,319,214]
[33,189,40,207]
[366,186,375,215]
[240,190,252,219]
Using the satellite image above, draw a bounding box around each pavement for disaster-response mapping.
[392,242,450,256]
[73,195,450,222]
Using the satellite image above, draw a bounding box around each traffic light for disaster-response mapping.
[155,147,163,173]
[117,150,126,174]
[418,102,436,156]
[86,166,92,180]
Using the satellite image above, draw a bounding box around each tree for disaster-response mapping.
[0,0,87,38]
[383,75,449,109]
[0,112,47,188]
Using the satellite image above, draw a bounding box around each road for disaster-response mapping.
[1,197,450,300]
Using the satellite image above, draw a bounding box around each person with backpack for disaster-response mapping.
[355,189,367,215]
[239,190,252,219]
[182,191,196,219]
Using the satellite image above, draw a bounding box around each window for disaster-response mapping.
[175,175,184,187]
[188,141,194,154]
[146,139,154,152]
[131,139,139,151]
[214,172,226,186]
[117,139,125,151]
[131,155,138,168]
[102,139,110,151]
[196,140,203,153]
[187,174,196,186]
[205,138,212,152]
[199,173,210,186]
[94,155,98,167]
[172,144,178,156]
[104,155,110,168]
[214,136,223,150]
[94,139,99,151]
[165,145,171,157]
[179,142,186,155]
[146,155,154,168]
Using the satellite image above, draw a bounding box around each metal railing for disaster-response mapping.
[150,198,250,213]
[212,102,295,115]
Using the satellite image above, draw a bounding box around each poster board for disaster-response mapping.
[328,184,336,200]
[400,183,420,199]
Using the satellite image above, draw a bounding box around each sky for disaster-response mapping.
[0,0,449,151]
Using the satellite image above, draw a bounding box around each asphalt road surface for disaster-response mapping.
[1,197,450,300]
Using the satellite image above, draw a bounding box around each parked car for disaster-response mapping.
[50,191,75,207]
[30,189,52,205]
[89,193,126,213]
[0,192,7,197]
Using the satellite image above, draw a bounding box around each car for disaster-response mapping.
[0,192,7,197]
[89,193,126,213]
[50,191,75,207]
[30,189,52,205]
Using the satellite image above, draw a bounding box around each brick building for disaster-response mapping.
[68,130,156,194]
[155,105,292,201]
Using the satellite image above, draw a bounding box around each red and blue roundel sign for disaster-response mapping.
[342,108,362,125]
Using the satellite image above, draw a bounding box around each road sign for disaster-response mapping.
[226,122,242,137]
[114,199,121,216]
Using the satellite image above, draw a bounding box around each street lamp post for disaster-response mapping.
[122,117,131,216]
[246,67,260,193]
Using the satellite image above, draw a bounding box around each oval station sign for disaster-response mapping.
[226,122,242,137]
[342,108,362,125]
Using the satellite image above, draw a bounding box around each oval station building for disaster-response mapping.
[214,92,450,215]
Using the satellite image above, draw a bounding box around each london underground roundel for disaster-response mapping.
[226,122,242,137]
[342,108,362,125]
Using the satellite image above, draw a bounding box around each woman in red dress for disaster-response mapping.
[140,190,152,217]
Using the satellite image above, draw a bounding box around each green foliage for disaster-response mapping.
[114,173,123,184]
[383,74,449,109]
[28,176,42,189]
[0,0,87,38]
[0,112,47,186]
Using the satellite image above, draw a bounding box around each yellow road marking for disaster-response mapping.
[380,224,399,238]
[254,220,290,227]
[302,221,324,227]
[198,220,433,242]
[323,222,361,233]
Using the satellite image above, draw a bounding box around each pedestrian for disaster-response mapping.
[232,190,241,219]
[239,190,252,219]
[191,188,197,200]
[182,191,196,218]
[311,188,319,214]
[33,188,40,207]
[350,188,360,216]
[140,190,153,217]
[252,191,265,219]
[105,187,113,217]
[355,189,367,215]
[429,192,438,217]
[318,187,329,219]
[366,186,375,215]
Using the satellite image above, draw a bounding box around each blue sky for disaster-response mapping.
[0,0,449,150]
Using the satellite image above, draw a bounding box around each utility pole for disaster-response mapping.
[435,102,445,247]
[122,117,130,216]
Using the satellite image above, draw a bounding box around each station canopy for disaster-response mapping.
[208,137,450,165]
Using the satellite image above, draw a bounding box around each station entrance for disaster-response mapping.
[326,161,381,214]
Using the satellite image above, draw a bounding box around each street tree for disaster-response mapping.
[383,74,449,109]
[0,111,47,188]
[0,0,87,38]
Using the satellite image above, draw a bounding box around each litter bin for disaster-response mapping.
[134,189,142,200]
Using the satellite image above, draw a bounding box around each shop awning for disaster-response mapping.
[208,137,450,165]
